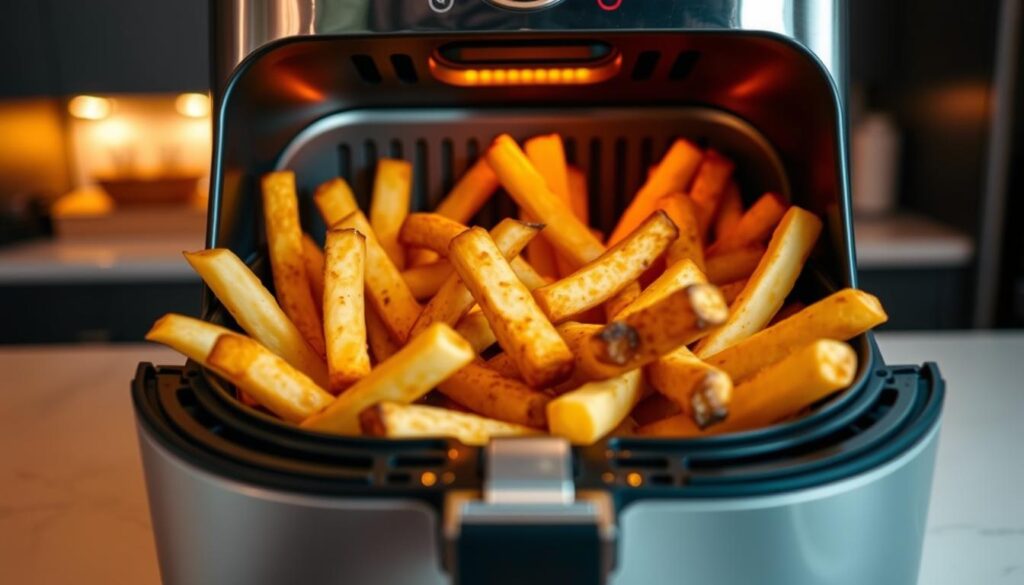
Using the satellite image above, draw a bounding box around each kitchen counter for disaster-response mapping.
[1,333,1022,584]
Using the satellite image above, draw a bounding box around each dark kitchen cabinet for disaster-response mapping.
[0,0,208,97]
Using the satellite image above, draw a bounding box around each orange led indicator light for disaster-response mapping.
[428,55,622,87]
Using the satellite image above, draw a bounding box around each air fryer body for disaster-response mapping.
[132,2,945,584]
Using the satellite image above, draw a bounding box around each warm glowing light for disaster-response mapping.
[68,95,112,120]
[420,472,438,487]
[428,56,622,87]
[601,472,615,484]
[626,472,643,487]
[447,448,460,460]
[94,119,133,146]
[175,93,211,118]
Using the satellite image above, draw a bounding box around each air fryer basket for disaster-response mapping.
[132,29,944,584]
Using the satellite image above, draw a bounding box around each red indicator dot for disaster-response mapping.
[597,0,622,10]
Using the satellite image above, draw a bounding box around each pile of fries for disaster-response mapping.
[148,133,888,446]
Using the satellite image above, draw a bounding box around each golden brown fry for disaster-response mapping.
[399,213,468,256]
[313,177,360,227]
[630,392,682,427]
[323,228,370,392]
[301,323,475,434]
[510,257,550,291]
[438,360,551,427]
[696,207,823,357]
[640,340,856,436]
[208,334,334,423]
[262,171,325,357]
[718,279,749,305]
[370,159,412,269]
[609,139,703,245]
[434,157,500,223]
[485,352,522,380]
[704,244,766,284]
[365,304,400,364]
[534,211,678,323]
[547,369,643,445]
[688,150,735,237]
[646,345,733,428]
[145,313,234,367]
[714,181,743,239]
[335,211,421,342]
[614,258,708,321]
[525,134,575,277]
[567,165,590,225]
[448,227,574,388]
[409,219,541,338]
[301,233,326,315]
[183,249,328,388]
[454,308,497,354]
[576,284,728,380]
[658,193,705,271]
[705,288,886,382]
[401,262,454,300]
[487,134,605,268]
[709,192,788,255]
[360,401,538,446]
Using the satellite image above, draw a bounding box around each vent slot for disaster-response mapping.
[414,139,429,209]
[392,453,447,468]
[669,51,700,80]
[338,144,352,182]
[631,50,661,80]
[440,138,455,196]
[390,54,419,84]
[351,54,382,84]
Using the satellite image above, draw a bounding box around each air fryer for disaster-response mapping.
[132,2,944,584]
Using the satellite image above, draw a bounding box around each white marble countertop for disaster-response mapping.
[1,333,1021,584]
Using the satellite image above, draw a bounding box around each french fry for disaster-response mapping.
[696,207,823,357]
[183,249,328,388]
[658,193,705,271]
[359,401,538,446]
[448,227,574,388]
[510,257,550,291]
[613,258,708,321]
[399,213,468,256]
[714,181,743,239]
[145,313,234,368]
[534,211,679,323]
[485,352,522,380]
[609,139,703,245]
[408,158,500,267]
[334,211,421,342]
[688,150,735,237]
[525,134,574,277]
[567,165,590,225]
[646,345,732,428]
[401,262,454,300]
[487,134,605,268]
[547,369,643,445]
[604,282,641,322]
[705,288,886,382]
[409,219,542,338]
[313,177,359,227]
[301,233,326,315]
[630,392,682,426]
[301,323,475,434]
[718,279,749,305]
[438,360,551,427]
[262,171,326,357]
[365,304,400,363]
[434,157,500,223]
[369,159,412,269]
[454,308,497,354]
[639,340,856,436]
[208,334,334,423]
[708,192,788,255]
[704,244,766,284]
[575,284,728,380]
[323,228,370,392]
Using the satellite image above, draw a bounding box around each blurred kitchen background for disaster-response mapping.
[0,0,1020,343]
